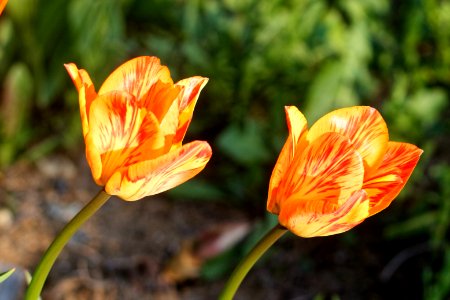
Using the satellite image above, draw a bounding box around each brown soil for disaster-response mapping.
[0,155,427,299]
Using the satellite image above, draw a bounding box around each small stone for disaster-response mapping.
[36,156,77,180]
[0,209,13,229]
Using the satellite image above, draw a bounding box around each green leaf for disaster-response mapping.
[0,63,34,166]
[384,211,438,239]
[304,60,343,122]
[1,63,34,137]
[217,119,270,165]
[408,88,447,126]
[168,179,225,201]
[0,268,15,284]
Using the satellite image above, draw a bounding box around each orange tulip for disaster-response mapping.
[65,56,212,201]
[267,106,422,237]
[0,0,8,15]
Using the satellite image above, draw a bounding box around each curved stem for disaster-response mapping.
[25,190,111,300]
[219,223,288,300]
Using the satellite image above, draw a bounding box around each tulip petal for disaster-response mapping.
[285,106,308,153]
[276,132,364,215]
[172,77,209,146]
[177,77,209,112]
[64,63,97,137]
[0,0,8,15]
[86,91,164,184]
[98,56,173,99]
[279,190,370,237]
[363,142,423,216]
[84,132,103,185]
[65,63,94,92]
[141,80,181,122]
[267,106,308,214]
[159,97,180,151]
[105,141,212,201]
[307,106,389,173]
[267,136,295,215]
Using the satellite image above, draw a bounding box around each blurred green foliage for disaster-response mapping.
[0,0,449,298]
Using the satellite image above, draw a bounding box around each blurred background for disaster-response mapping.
[0,0,449,299]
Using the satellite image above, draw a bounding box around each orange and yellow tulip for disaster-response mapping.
[65,56,212,201]
[267,106,422,237]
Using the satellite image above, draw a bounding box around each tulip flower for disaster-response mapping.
[25,57,211,300]
[267,106,423,237]
[219,105,422,300]
[64,56,212,201]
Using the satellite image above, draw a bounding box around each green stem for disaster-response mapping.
[219,223,288,300]
[25,189,111,300]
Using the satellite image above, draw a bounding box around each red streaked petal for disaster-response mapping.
[140,80,181,122]
[160,98,180,152]
[307,106,389,173]
[285,106,308,152]
[65,63,94,92]
[278,190,370,237]
[267,106,308,214]
[172,77,209,146]
[277,132,364,213]
[65,63,97,138]
[88,91,142,153]
[105,141,212,201]
[98,56,173,99]
[176,77,209,112]
[267,136,295,215]
[84,132,103,185]
[87,91,164,184]
[363,142,423,216]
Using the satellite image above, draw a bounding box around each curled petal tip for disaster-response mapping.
[364,142,423,216]
[64,63,81,89]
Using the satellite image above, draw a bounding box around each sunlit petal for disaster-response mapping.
[64,63,97,137]
[285,106,308,153]
[176,77,209,111]
[364,142,423,216]
[84,132,103,185]
[173,77,209,146]
[267,107,308,214]
[105,141,212,201]
[308,106,389,173]
[98,56,173,99]
[267,136,295,215]
[64,63,94,92]
[160,99,180,152]
[141,80,181,122]
[87,91,164,184]
[278,132,364,212]
[279,190,369,237]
